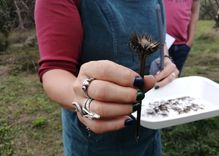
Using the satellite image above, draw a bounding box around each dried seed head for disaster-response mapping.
[129,33,161,56]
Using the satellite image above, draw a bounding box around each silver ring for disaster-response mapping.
[72,102,83,114]
[82,98,100,120]
[84,98,93,111]
[82,78,95,98]
[72,101,100,120]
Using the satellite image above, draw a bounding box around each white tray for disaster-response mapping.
[133,76,219,129]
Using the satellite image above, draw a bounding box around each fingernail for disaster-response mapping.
[132,103,141,112]
[129,115,136,120]
[133,76,144,89]
[136,90,145,101]
[125,117,136,127]
[154,85,160,90]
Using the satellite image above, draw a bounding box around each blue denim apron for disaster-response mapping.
[62,1,165,155]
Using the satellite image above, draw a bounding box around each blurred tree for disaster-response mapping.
[201,0,219,28]
[0,0,35,32]
[13,0,35,30]
[1,0,219,30]
[0,0,35,51]
[0,0,14,34]
[215,9,219,28]
[0,0,13,51]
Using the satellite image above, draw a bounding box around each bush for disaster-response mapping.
[9,47,39,74]
[3,30,39,74]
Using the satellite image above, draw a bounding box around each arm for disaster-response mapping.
[35,0,83,81]
[42,69,77,111]
[35,0,83,110]
[187,0,200,47]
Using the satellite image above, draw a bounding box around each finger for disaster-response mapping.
[87,79,137,103]
[154,62,175,82]
[80,60,139,87]
[86,100,133,118]
[155,72,176,88]
[78,114,129,134]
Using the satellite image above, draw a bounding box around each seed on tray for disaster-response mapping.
[144,96,204,117]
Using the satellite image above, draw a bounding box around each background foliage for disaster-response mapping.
[0,0,219,33]
[0,0,219,51]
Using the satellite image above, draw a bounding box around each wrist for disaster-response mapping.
[164,55,173,62]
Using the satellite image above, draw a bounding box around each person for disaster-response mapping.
[164,0,200,73]
[35,0,179,156]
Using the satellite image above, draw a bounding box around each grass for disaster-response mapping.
[0,42,63,155]
[0,20,219,155]
[182,20,219,82]
[0,74,63,156]
[162,20,219,156]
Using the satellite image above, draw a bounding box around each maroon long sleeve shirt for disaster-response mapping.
[35,0,82,81]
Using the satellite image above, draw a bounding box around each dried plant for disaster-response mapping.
[129,33,160,141]
[129,33,160,76]
[130,33,160,57]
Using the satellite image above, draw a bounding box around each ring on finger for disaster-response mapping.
[82,98,100,120]
[72,102,83,114]
[82,78,95,98]
[72,100,100,120]
[84,97,93,112]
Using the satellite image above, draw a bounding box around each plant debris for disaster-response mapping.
[144,96,204,117]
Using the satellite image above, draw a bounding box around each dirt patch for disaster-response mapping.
[0,66,9,77]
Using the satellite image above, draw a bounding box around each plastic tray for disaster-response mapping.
[133,76,219,129]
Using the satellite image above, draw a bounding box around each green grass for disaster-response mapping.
[0,74,63,156]
[182,20,219,82]
[0,20,219,155]
[189,20,219,55]
[163,20,219,156]
[0,121,14,156]
[0,34,63,155]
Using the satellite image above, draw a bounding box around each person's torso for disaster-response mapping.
[164,0,193,44]
[79,0,165,74]
[64,1,164,155]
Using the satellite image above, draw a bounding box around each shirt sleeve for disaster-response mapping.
[35,0,83,81]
